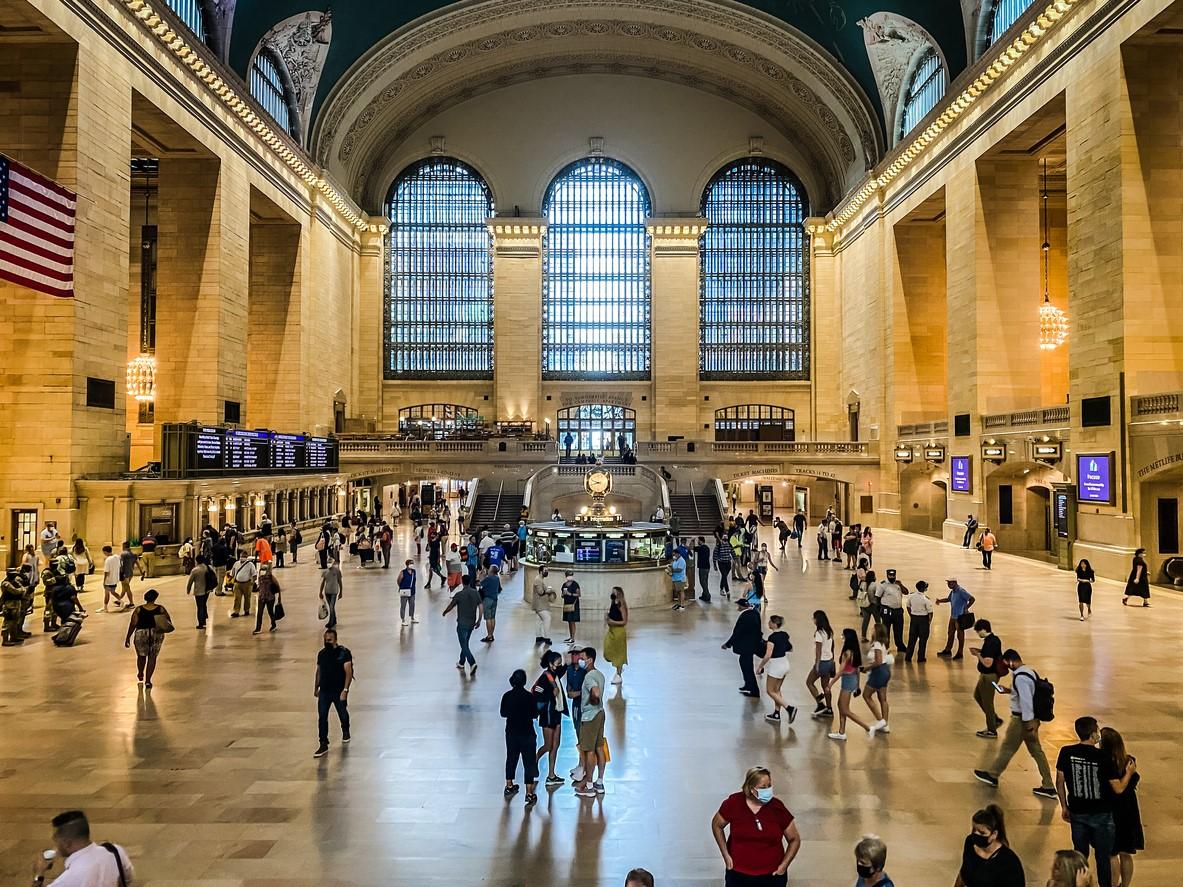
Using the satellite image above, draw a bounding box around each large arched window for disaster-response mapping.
[165,0,208,43]
[715,404,795,442]
[250,48,298,138]
[899,47,946,139]
[385,158,494,379]
[699,158,809,379]
[543,157,651,380]
[985,0,1035,47]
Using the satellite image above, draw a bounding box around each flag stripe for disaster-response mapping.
[9,169,76,213]
[0,233,74,274]
[0,154,76,298]
[5,189,76,233]
[2,213,74,250]
[0,245,74,281]
[6,160,76,200]
[0,263,74,296]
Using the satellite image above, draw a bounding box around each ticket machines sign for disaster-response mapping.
[924,445,946,463]
[951,456,972,493]
[894,445,913,463]
[1076,452,1115,505]
[981,443,1007,464]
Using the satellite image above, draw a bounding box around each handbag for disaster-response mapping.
[274,596,286,621]
[318,600,329,620]
[957,611,976,630]
[153,611,175,633]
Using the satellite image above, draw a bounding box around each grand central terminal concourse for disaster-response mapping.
[3,0,1183,884]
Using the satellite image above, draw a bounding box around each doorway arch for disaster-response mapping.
[985,461,1065,562]
[556,404,636,454]
[899,462,949,538]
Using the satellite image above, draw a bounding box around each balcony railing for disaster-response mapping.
[339,437,874,461]
[981,406,1069,431]
[1133,392,1181,417]
[896,420,949,438]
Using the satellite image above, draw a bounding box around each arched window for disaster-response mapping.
[899,47,946,139]
[398,404,481,438]
[250,48,297,138]
[385,158,494,379]
[699,158,809,379]
[543,157,651,380]
[556,405,637,454]
[714,404,795,442]
[985,0,1035,47]
[165,0,208,43]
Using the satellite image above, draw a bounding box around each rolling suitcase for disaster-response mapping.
[52,617,83,647]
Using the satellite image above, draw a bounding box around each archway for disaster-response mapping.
[899,462,948,538]
[556,404,636,456]
[1135,461,1183,586]
[984,461,1065,562]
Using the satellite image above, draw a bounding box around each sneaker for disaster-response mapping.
[611,674,622,685]
[525,793,538,806]
[765,712,781,723]
[400,618,408,626]
[937,650,952,658]
[1033,786,1058,799]
[975,730,998,739]
[252,629,262,635]
[812,700,826,715]
[469,664,478,675]
[574,786,597,798]
[879,723,891,734]
[231,612,240,618]
[411,617,419,623]
[569,768,584,781]
[592,781,605,794]
[504,784,520,797]
[546,775,565,786]
[951,654,964,660]
[786,706,798,724]
[869,721,881,737]
[827,732,847,741]
[342,733,351,744]
[456,661,466,669]
[96,607,107,613]
[144,681,152,689]
[822,708,834,718]
[973,770,999,787]
[314,743,329,758]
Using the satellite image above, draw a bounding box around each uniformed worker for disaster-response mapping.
[1,568,27,645]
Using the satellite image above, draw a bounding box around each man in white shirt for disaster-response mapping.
[973,649,1057,797]
[32,810,133,887]
[904,579,935,663]
[40,522,61,558]
[100,546,121,613]
[230,556,258,618]
[876,569,906,652]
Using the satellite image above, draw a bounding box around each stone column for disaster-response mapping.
[247,219,303,430]
[488,219,545,425]
[355,220,387,430]
[807,219,843,439]
[649,219,707,441]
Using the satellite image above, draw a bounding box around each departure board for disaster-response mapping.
[161,423,339,478]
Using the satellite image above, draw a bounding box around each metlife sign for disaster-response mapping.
[1076,453,1115,505]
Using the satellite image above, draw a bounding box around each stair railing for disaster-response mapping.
[493,480,504,524]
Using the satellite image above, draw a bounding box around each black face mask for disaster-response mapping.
[970,833,992,848]
[856,863,875,879]
[324,641,335,650]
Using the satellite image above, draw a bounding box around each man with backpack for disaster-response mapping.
[973,648,1057,798]
[185,554,217,630]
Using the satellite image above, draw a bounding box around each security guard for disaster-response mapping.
[2,568,26,645]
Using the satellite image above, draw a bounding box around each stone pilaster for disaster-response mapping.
[489,219,545,425]
[354,220,387,429]
[807,219,843,439]
[649,219,707,441]
[247,218,304,430]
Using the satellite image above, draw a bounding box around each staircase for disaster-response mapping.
[668,494,723,540]
[469,493,525,530]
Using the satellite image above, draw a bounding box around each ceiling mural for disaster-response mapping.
[857,12,942,140]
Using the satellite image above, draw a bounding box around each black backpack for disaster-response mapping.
[1018,670,1055,722]
[203,565,217,592]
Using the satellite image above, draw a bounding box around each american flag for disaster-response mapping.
[0,154,77,298]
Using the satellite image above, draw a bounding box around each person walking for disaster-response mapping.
[1121,549,1149,607]
[313,628,353,757]
[714,537,733,599]
[100,544,120,613]
[1074,559,1096,620]
[710,766,802,886]
[123,588,172,688]
[723,599,765,698]
[118,541,144,610]
[1056,717,1123,887]
[904,580,934,663]
[31,810,133,887]
[397,559,419,626]
[319,558,343,629]
[530,566,555,646]
[379,522,394,569]
[828,628,872,741]
[532,649,566,786]
[969,619,1005,738]
[229,554,256,619]
[953,805,1025,887]
[442,574,482,674]
[973,648,1057,798]
[70,538,94,596]
[670,546,688,611]
[857,569,878,641]
[962,514,979,548]
[289,524,302,563]
[211,534,230,592]
[806,610,836,718]
[185,554,215,629]
[854,836,895,887]
[272,527,288,568]
[977,527,998,570]
[792,510,806,550]
[561,570,581,645]
[816,521,830,561]
[572,647,607,798]
[604,586,628,684]
[937,578,976,659]
[695,536,713,602]
[861,623,892,735]
[252,564,282,634]
[478,564,501,642]
[139,531,158,578]
[1099,727,1143,887]
[501,668,540,806]
[756,613,796,724]
[875,569,906,653]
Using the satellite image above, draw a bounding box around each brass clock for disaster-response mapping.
[585,468,612,496]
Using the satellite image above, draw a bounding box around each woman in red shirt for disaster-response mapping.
[711,766,802,886]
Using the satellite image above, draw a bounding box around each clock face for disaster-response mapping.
[586,470,611,495]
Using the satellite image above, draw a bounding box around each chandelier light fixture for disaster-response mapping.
[128,161,158,402]
[127,353,157,402]
[1038,158,1068,351]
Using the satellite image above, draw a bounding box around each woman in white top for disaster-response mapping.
[861,623,893,736]
[805,610,836,718]
[756,614,796,724]
[70,538,94,593]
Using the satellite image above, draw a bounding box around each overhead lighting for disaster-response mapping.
[1038,159,1068,351]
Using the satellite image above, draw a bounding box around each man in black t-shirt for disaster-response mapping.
[694,537,712,602]
[969,619,1005,738]
[1055,716,1118,887]
[314,628,353,758]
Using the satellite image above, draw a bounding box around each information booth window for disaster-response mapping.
[139,503,178,544]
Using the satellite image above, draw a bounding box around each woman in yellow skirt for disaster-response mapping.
[604,586,629,685]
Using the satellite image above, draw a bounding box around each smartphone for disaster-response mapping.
[991,682,1007,693]
[42,850,57,861]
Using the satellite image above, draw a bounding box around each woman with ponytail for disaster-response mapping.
[955,805,1025,887]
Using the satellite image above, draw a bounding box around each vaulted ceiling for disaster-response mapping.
[222,0,975,210]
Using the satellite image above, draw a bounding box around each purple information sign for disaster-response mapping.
[951,456,972,493]
[1077,453,1114,504]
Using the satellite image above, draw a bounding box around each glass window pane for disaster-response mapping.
[250,51,295,137]
[543,158,651,380]
[384,159,495,379]
[987,0,1035,46]
[900,48,947,138]
[699,158,809,380]
[166,0,207,43]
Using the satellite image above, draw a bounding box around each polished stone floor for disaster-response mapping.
[1,522,1178,886]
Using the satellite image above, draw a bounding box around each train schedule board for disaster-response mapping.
[161,424,339,478]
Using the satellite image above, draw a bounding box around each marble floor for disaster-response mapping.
[1,523,1179,886]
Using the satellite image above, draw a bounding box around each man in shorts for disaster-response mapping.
[100,545,121,612]
[573,647,607,798]
[118,541,143,610]
[479,565,501,643]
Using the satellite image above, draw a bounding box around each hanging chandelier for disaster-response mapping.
[127,353,156,401]
[1038,158,1068,351]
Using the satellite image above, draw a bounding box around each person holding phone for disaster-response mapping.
[969,619,1005,739]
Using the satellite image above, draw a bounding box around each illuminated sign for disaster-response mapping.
[1077,452,1115,505]
[951,456,972,493]
[894,446,913,463]
[981,444,1007,463]
[1054,490,1070,538]
[1032,441,1062,462]
[924,446,946,462]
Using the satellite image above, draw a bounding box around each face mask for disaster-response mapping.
[579,659,588,670]
[970,833,992,848]
[856,863,875,879]
[324,641,335,650]
[977,630,989,639]
[754,787,773,804]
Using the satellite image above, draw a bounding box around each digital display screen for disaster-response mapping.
[271,433,305,471]
[951,456,972,493]
[604,539,626,564]
[1077,453,1114,504]
[1054,491,1070,538]
[307,437,333,470]
[575,538,603,563]
[193,427,224,472]
[225,429,270,472]
[162,424,339,478]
